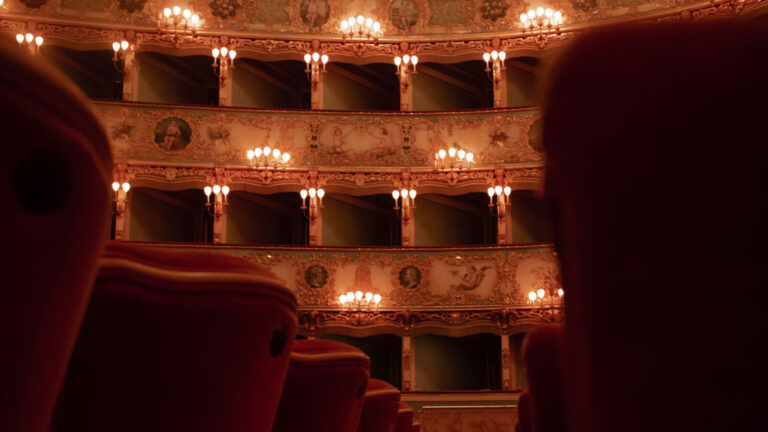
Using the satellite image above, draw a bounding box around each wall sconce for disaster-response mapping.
[488,185,511,219]
[300,187,325,223]
[204,184,229,220]
[158,6,202,36]
[112,40,132,71]
[394,54,418,93]
[392,188,416,224]
[520,7,564,40]
[339,291,382,312]
[339,15,382,40]
[111,181,131,216]
[247,146,290,169]
[434,147,474,170]
[483,50,506,90]
[16,33,43,55]
[212,46,236,75]
[528,287,564,306]
[304,52,328,90]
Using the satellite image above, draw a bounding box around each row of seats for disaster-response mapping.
[0,39,420,432]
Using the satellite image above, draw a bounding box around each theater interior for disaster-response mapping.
[1,0,766,431]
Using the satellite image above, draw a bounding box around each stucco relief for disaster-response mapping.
[170,245,555,308]
[93,102,542,168]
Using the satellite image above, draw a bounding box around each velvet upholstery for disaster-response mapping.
[53,241,297,432]
[357,378,402,432]
[393,401,414,432]
[542,21,768,432]
[273,339,371,432]
[522,325,565,432]
[410,422,421,432]
[515,390,533,432]
[0,43,112,432]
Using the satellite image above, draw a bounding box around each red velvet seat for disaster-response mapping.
[411,422,421,432]
[542,21,768,432]
[273,339,371,432]
[53,242,297,432]
[357,378,402,432]
[394,400,414,432]
[0,43,112,432]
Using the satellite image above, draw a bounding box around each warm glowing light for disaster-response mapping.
[346,292,354,302]
[537,288,545,298]
[488,187,495,197]
[163,8,172,17]
[312,52,319,62]
[504,186,511,196]
[264,146,271,156]
[309,188,316,198]
[212,48,219,58]
[273,149,281,159]
[491,50,498,60]
[247,149,254,160]
[173,6,181,15]
[25,33,33,43]
[466,152,474,162]
[355,290,363,300]
[183,8,191,19]
[220,47,228,57]
[339,295,347,304]
[448,147,456,157]
[121,182,131,193]
[300,189,308,200]
[204,186,212,197]
[254,148,262,158]
[392,190,400,200]
[558,288,564,296]
[495,185,502,196]
[403,54,410,65]
[321,54,328,64]
[365,292,373,302]
[112,182,120,192]
[282,153,290,163]
[212,185,221,195]
[121,40,129,51]
[409,189,416,200]
[458,149,466,160]
[400,189,408,199]
[438,149,446,159]
[113,42,120,52]
[373,294,382,304]
[499,51,506,62]
[229,50,236,60]
[394,56,402,66]
[356,15,364,24]
[483,52,491,63]
[528,291,537,302]
[317,189,325,199]
[411,56,418,66]
[221,185,230,196]
[304,53,311,63]
[16,34,24,44]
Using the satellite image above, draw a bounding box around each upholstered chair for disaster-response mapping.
[542,20,768,432]
[410,421,421,432]
[393,400,414,432]
[0,43,112,432]
[514,390,533,432]
[273,339,371,432]
[357,378,402,432]
[52,242,297,432]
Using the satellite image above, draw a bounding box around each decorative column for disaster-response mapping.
[301,170,324,246]
[393,173,417,246]
[204,168,230,244]
[218,62,233,106]
[111,164,132,240]
[212,37,236,107]
[121,48,139,102]
[402,334,416,391]
[114,198,131,240]
[501,334,515,390]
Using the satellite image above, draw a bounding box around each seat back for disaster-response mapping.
[357,379,401,432]
[273,339,371,432]
[393,400,414,432]
[53,242,297,432]
[543,21,768,432]
[0,42,112,432]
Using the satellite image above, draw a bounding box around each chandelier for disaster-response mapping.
[204,184,229,220]
[16,33,43,55]
[520,7,564,37]
[339,15,382,40]
[528,288,564,306]
[434,146,474,170]
[247,146,290,169]
[158,6,202,37]
[339,290,382,312]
